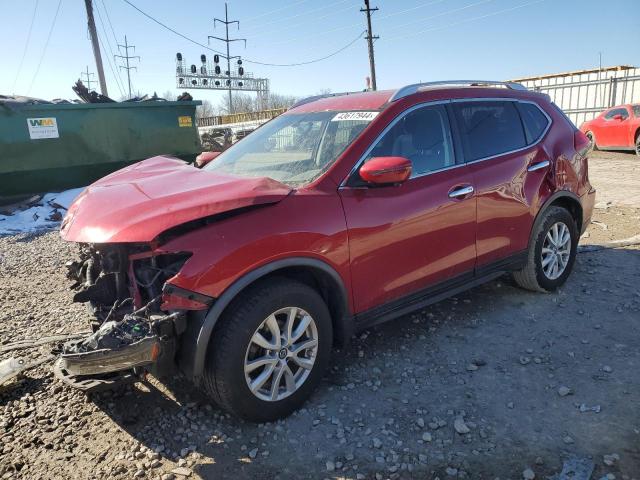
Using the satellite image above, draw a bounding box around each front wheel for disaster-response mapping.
[586,131,598,150]
[635,134,640,157]
[202,278,332,422]
[513,206,578,292]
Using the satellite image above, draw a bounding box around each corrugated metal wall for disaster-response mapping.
[516,68,640,127]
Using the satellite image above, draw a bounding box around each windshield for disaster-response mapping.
[204,111,375,185]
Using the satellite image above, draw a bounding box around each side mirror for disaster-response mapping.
[612,114,624,121]
[359,156,412,185]
[195,151,221,168]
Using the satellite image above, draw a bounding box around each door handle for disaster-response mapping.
[448,185,474,198]
[527,160,550,172]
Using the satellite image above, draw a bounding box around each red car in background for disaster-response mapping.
[580,104,640,156]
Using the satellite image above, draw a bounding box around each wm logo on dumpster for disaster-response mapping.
[28,118,56,127]
[27,117,59,140]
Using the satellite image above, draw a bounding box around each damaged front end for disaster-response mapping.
[56,244,206,391]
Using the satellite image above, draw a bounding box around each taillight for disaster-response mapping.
[574,130,592,158]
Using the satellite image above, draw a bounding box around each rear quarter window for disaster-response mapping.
[516,102,550,145]
[452,101,527,161]
[633,105,640,117]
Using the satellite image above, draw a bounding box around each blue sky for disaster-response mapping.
[2,0,639,104]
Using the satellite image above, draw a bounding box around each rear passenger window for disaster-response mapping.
[452,101,526,161]
[517,102,550,144]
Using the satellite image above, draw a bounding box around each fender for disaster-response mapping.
[527,190,582,250]
[188,257,351,382]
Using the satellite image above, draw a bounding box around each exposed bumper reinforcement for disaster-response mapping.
[58,336,161,376]
[53,358,138,392]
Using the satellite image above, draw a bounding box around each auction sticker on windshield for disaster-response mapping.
[331,111,379,122]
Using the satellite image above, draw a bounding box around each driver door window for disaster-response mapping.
[367,104,455,177]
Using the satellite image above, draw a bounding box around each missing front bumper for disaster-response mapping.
[53,300,184,391]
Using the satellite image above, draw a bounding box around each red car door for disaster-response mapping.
[450,100,551,267]
[339,103,476,314]
[598,107,630,147]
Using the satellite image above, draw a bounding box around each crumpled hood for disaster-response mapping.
[60,155,292,243]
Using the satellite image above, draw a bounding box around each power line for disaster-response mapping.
[121,0,365,67]
[241,0,351,34]
[122,0,226,55]
[94,0,127,95]
[377,0,450,21]
[99,0,120,47]
[242,3,357,47]
[241,0,311,24]
[385,0,547,41]
[251,0,454,49]
[96,28,125,97]
[247,31,366,67]
[27,0,62,95]
[12,0,39,94]
[258,0,449,45]
[379,0,495,35]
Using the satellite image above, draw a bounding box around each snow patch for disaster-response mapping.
[0,188,85,236]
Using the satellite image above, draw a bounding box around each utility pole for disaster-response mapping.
[81,66,96,91]
[115,35,140,99]
[209,3,246,114]
[361,0,379,91]
[84,0,108,96]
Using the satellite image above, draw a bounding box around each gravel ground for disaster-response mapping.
[1,152,639,479]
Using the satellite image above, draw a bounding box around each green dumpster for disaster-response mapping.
[0,100,202,196]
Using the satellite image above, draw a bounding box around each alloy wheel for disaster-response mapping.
[541,222,571,280]
[244,307,319,402]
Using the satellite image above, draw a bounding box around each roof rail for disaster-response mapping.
[389,80,528,102]
[289,91,360,109]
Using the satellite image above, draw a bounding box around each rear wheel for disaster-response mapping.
[513,206,578,292]
[635,133,640,157]
[202,278,332,421]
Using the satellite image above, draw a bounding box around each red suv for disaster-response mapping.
[59,81,595,421]
[580,103,640,156]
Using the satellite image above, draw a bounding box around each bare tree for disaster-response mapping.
[216,92,300,114]
[196,99,216,119]
[263,92,298,110]
[161,90,175,101]
[218,93,256,115]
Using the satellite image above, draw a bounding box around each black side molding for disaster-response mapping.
[354,251,526,331]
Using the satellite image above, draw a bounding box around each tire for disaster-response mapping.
[585,131,598,150]
[635,133,640,157]
[202,277,333,422]
[513,206,579,293]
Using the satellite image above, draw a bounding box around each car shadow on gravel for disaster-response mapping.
[0,376,48,406]
[84,247,639,478]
